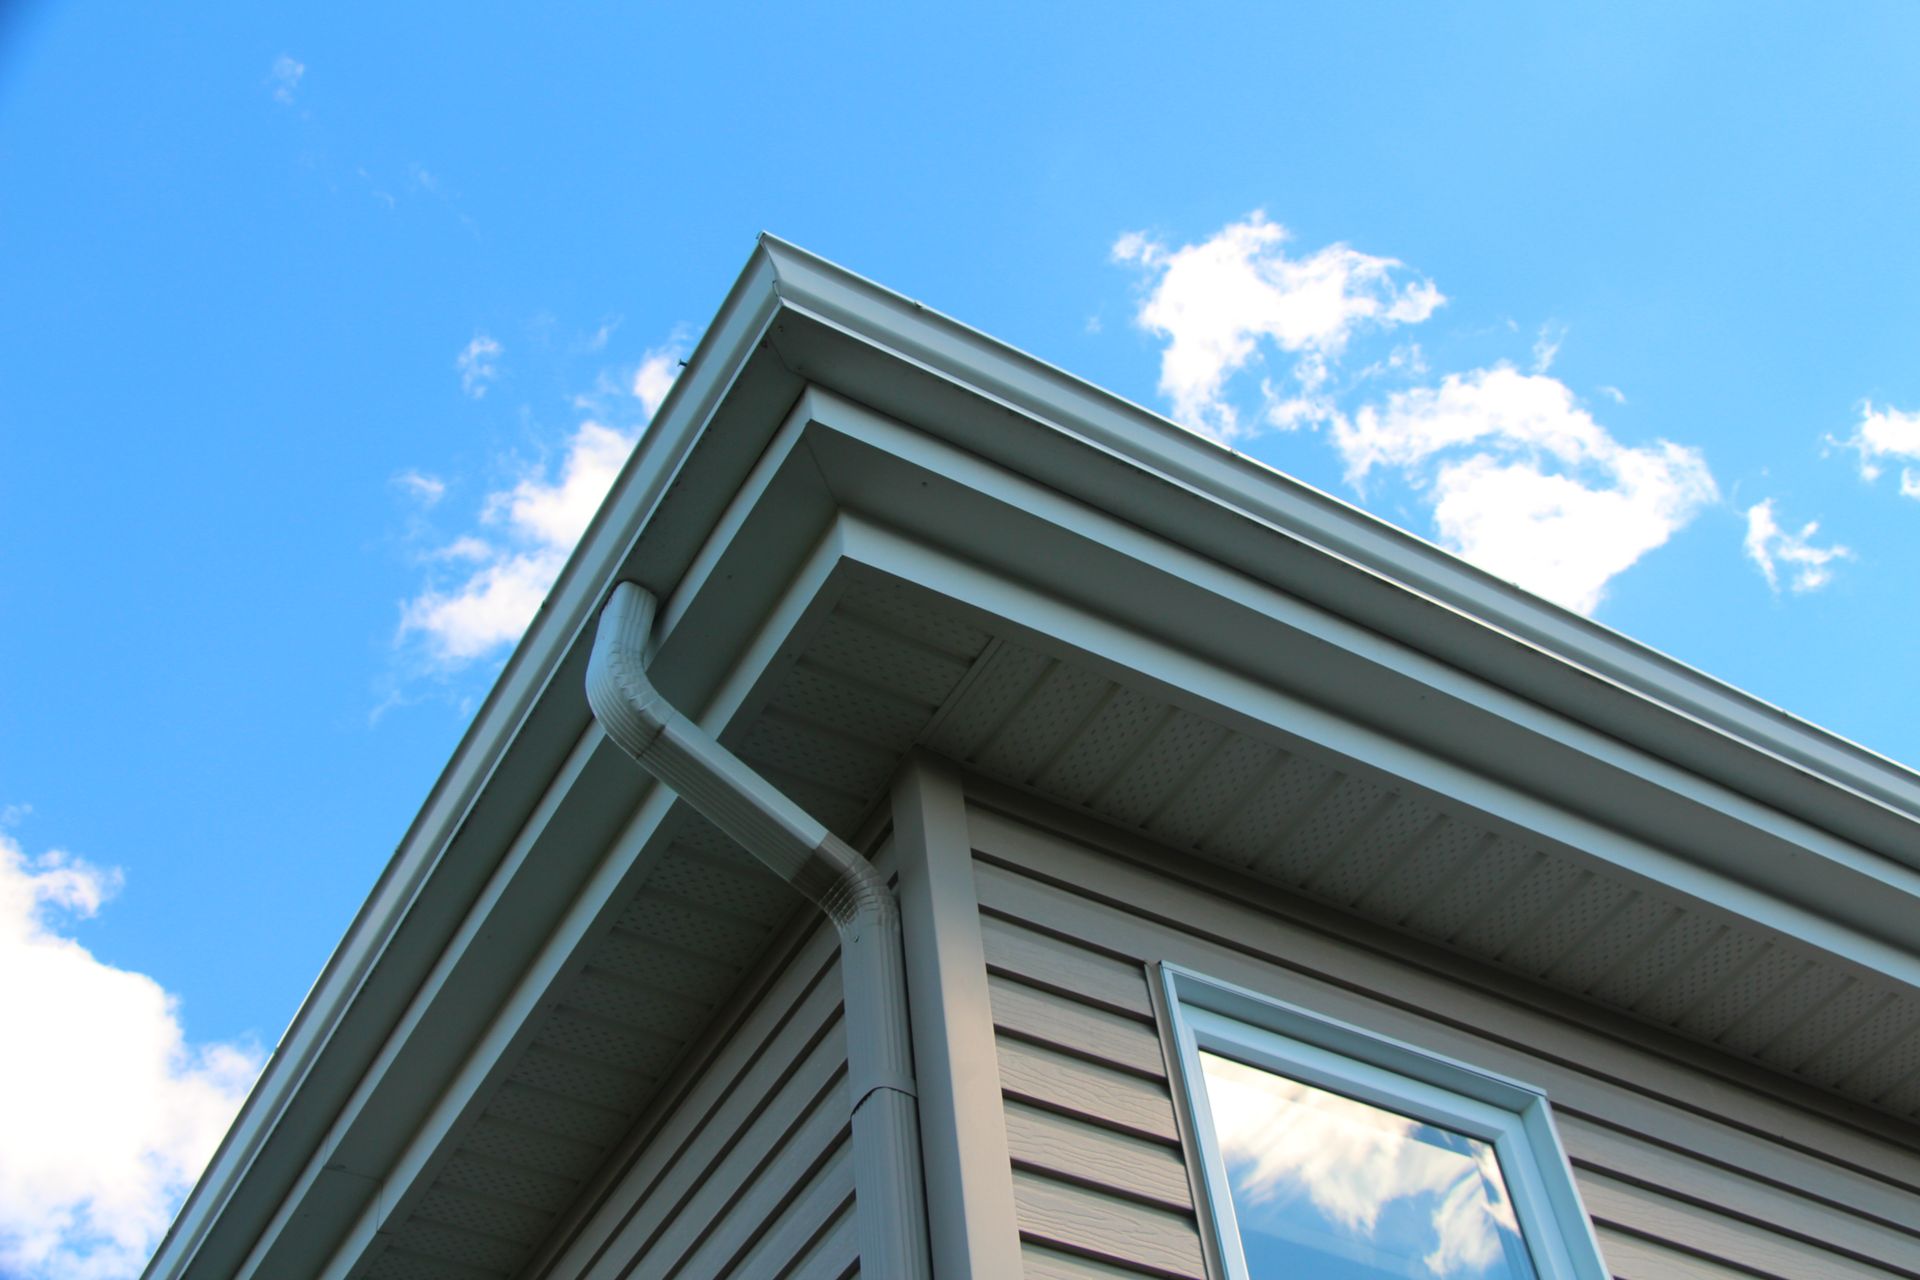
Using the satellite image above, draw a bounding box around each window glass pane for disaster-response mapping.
[1197,1050,1538,1280]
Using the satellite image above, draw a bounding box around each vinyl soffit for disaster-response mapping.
[364,576,1920,1279]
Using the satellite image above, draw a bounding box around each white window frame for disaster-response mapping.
[1159,964,1608,1280]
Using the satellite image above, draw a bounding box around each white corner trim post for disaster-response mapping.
[586,581,932,1279]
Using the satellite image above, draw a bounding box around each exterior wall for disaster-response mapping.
[532,910,859,1280]
[965,790,1920,1280]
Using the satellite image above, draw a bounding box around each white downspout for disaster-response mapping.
[586,582,932,1279]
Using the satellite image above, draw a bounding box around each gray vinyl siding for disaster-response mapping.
[533,913,857,1280]
[981,904,1207,1278]
[969,798,1920,1280]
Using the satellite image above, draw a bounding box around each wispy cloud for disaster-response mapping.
[455,335,502,399]
[1113,213,1442,439]
[0,827,261,1280]
[1202,1051,1521,1278]
[398,341,684,668]
[1530,322,1565,374]
[268,55,304,105]
[1745,499,1851,594]
[1832,401,1920,498]
[393,469,446,506]
[585,319,620,353]
[1337,366,1717,613]
[267,59,478,237]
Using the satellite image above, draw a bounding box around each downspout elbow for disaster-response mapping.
[586,585,927,1275]
[583,583,672,760]
[586,585,914,1100]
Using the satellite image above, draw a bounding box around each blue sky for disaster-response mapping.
[3,4,1919,1274]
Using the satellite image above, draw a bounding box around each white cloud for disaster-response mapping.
[1336,365,1606,480]
[0,831,260,1280]
[432,534,493,563]
[393,470,445,506]
[1202,1051,1520,1277]
[399,547,566,664]
[1745,499,1850,594]
[269,55,304,105]
[1530,323,1565,374]
[455,335,502,399]
[401,338,685,669]
[631,346,681,419]
[1833,401,1920,497]
[1425,448,1716,613]
[486,422,635,550]
[399,423,630,664]
[1336,366,1717,613]
[1113,212,1442,439]
[1110,214,1732,614]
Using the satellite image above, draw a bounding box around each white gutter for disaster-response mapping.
[586,581,931,1279]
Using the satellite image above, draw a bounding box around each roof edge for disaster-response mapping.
[144,242,798,1280]
[151,233,1920,1278]
[753,233,1920,840]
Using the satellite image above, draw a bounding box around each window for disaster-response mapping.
[1159,965,1608,1280]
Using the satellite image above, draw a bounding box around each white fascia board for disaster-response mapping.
[781,390,1920,981]
[826,509,1920,994]
[754,236,1920,867]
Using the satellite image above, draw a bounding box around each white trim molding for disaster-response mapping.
[1159,963,1609,1280]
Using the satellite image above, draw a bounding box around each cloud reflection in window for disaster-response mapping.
[1198,1051,1536,1279]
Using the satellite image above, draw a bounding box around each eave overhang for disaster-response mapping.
[147,236,1920,1280]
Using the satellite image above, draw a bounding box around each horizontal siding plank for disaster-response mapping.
[1560,1114,1920,1275]
[998,1035,1181,1144]
[1005,1099,1194,1212]
[989,973,1167,1078]
[1579,1170,1904,1280]
[981,912,1154,1019]
[1022,1242,1180,1279]
[1591,1227,1762,1280]
[972,811,1920,1280]
[661,1081,851,1280]
[578,1001,844,1276]
[539,924,842,1277]
[721,1138,854,1280]
[970,835,1920,1219]
[1554,1097,1920,1242]
[1012,1169,1205,1280]
[619,1037,848,1279]
[780,1194,858,1280]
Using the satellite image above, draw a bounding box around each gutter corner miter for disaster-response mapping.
[586,582,931,1278]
